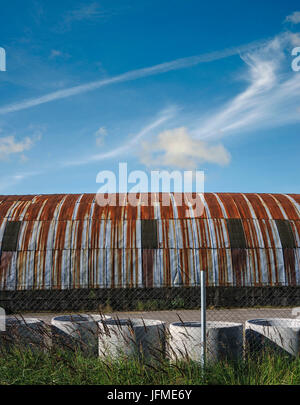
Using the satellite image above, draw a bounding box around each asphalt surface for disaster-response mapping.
[15,307,298,325]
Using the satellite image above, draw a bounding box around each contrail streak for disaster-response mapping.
[0,39,267,115]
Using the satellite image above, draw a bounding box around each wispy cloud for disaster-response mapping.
[56,2,104,32]
[284,11,300,24]
[3,31,298,176]
[95,126,107,146]
[49,49,70,59]
[192,32,300,140]
[57,33,300,171]
[49,49,62,59]
[0,170,42,192]
[137,32,300,170]
[140,127,230,169]
[0,38,267,116]
[66,2,102,21]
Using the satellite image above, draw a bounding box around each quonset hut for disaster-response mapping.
[0,192,299,312]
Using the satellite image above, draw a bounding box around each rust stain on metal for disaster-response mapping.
[0,192,298,289]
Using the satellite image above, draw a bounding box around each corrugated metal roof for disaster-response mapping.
[0,192,299,290]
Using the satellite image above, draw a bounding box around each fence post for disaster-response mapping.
[0,306,5,332]
[201,270,206,369]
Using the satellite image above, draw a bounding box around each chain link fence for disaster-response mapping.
[1,281,300,364]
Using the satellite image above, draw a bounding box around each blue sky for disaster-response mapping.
[0,0,300,195]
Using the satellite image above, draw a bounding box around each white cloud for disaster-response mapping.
[285,11,300,24]
[140,127,231,169]
[0,126,42,161]
[95,126,107,146]
[288,32,300,46]
[49,50,70,59]
[0,136,34,160]
[50,50,63,59]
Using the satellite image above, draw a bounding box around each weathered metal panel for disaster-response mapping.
[244,194,270,219]
[142,249,154,287]
[295,248,300,285]
[272,248,286,285]
[52,249,71,289]
[53,221,70,250]
[258,194,285,219]
[33,250,52,289]
[212,248,232,286]
[101,248,142,288]
[23,197,48,221]
[88,220,141,249]
[88,248,105,287]
[168,247,179,285]
[90,219,106,249]
[39,195,66,221]
[0,201,19,219]
[286,195,300,217]
[69,249,89,289]
[203,193,224,218]
[179,219,194,248]
[5,251,17,290]
[216,193,241,218]
[0,248,295,290]
[112,248,122,287]
[17,221,40,251]
[8,200,31,221]
[196,219,212,248]
[242,219,262,248]
[272,194,299,220]
[72,220,89,250]
[56,194,81,220]
[111,220,127,249]
[157,220,177,249]
[16,251,35,290]
[157,219,219,248]
[290,221,300,247]
[282,248,297,286]
[144,248,183,287]
[231,248,247,286]
[0,251,16,290]
[34,221,52,251]
[242,219,282,249]
[265,220,283,249]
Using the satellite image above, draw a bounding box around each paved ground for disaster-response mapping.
[16,307,298,325]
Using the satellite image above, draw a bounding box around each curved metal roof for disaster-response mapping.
[0,192,299,220]
[0,193,299,290]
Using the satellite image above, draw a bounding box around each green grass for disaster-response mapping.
[0,347,300,385]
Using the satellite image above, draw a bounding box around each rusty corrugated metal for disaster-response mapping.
[0,192,299,290]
